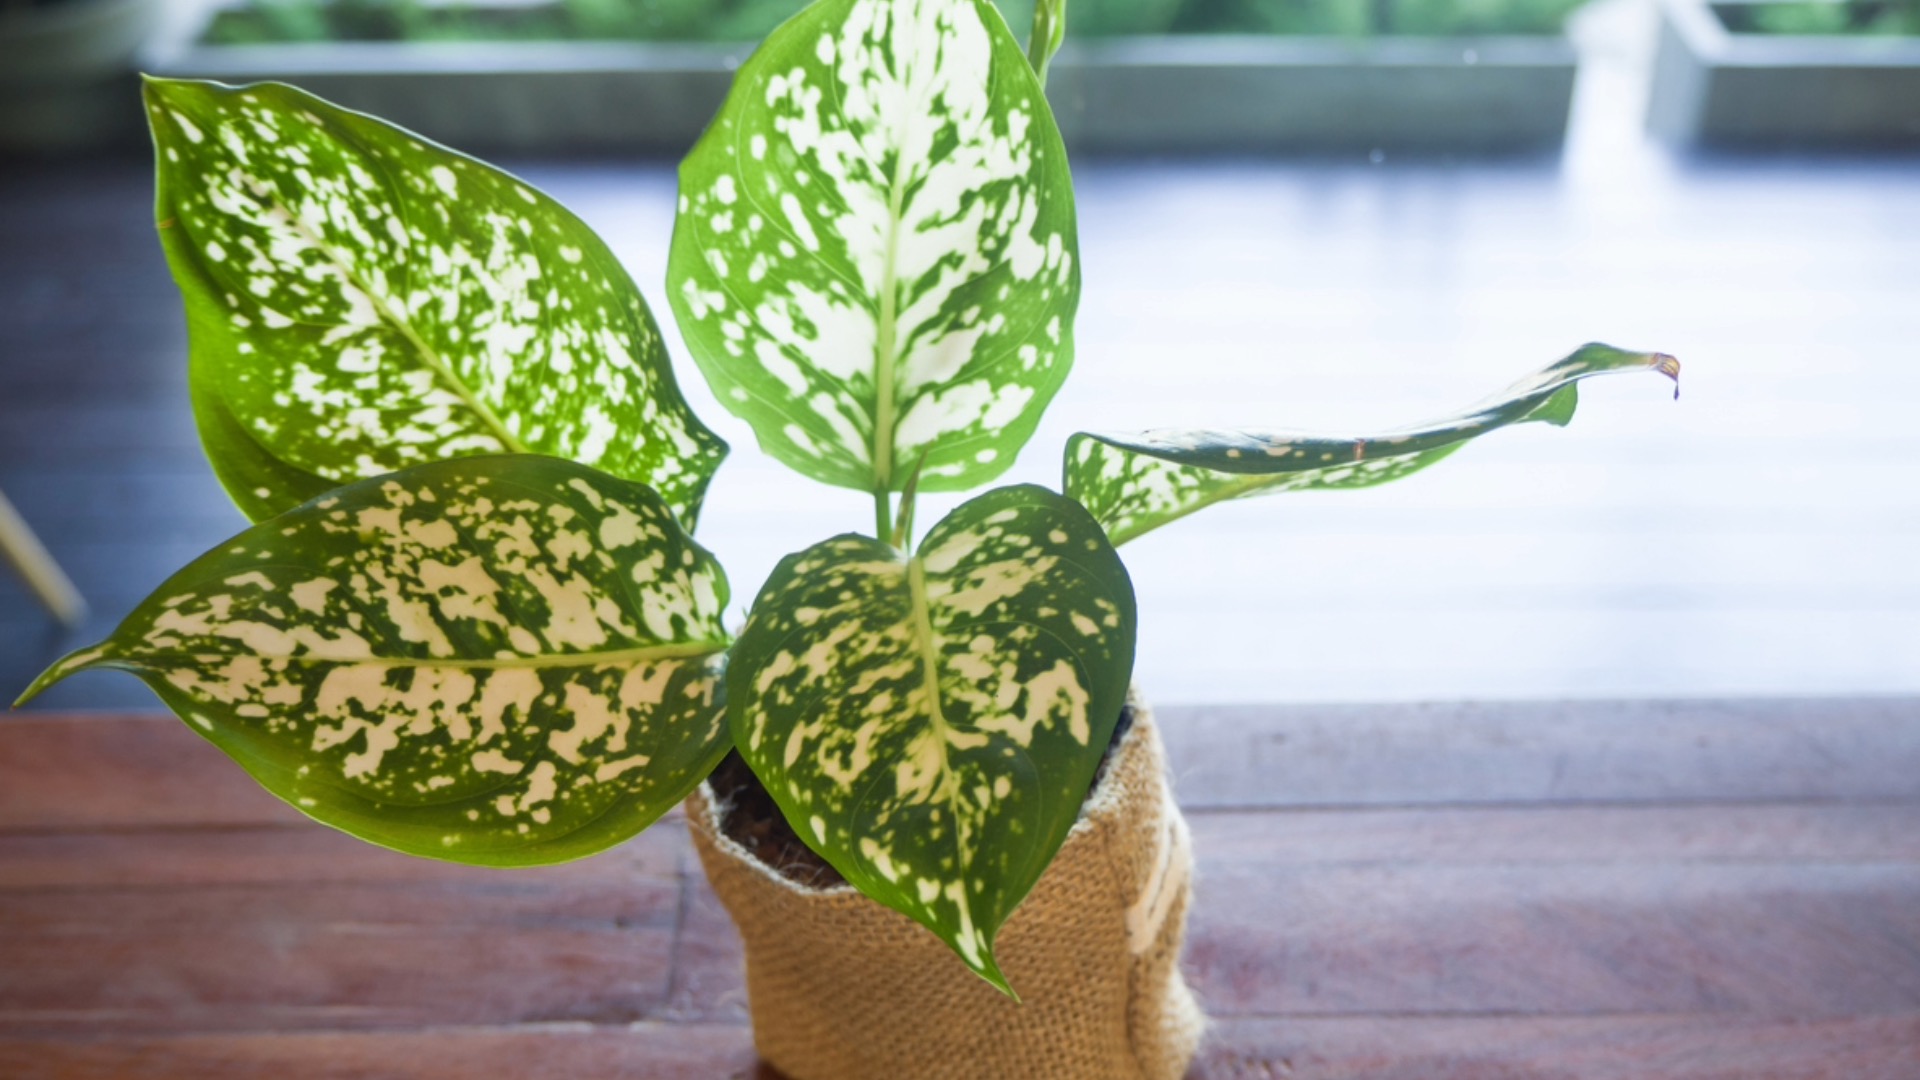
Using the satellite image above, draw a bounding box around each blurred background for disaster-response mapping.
[1,0,1916,708]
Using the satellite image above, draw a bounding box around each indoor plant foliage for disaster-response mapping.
[19,0,1677,1054]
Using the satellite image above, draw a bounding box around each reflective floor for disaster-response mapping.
[3,0,1917,708]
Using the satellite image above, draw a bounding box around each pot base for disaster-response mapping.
[686,691,1203,1080]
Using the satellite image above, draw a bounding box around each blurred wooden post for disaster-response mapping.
[0,489,84,627]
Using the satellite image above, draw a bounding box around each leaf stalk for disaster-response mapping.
[874,488,894,545]
[1028,0,1067,88]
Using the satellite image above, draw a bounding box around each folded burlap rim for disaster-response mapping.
[686,690,1205,1080]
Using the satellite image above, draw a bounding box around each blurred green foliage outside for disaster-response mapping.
[203,0,1590,46]
[1712,0,1919,34]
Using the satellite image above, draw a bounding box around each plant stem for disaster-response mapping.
[874,488,894,545]
[1028,0,1065,88]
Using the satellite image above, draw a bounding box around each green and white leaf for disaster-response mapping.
[727,484,1134,993]
[146,77,726,527]
[18,456,732,867]
[669,0,1079,495]
[1066,343,1681,546]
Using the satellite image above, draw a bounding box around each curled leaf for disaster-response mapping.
[1065,343,1681,545]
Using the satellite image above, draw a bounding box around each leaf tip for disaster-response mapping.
[141,76,234,126]
[15,643,117,709]
[140,74,193,107]
[1651,352,1681,399]
[968,945,1020,1001]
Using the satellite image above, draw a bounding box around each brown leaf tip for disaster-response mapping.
[1652,353,1681,400]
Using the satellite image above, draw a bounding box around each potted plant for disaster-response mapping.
[17,0,1679,1074]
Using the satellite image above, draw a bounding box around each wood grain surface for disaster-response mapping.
[3,699,1916,1079]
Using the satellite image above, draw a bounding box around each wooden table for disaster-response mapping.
[3,699,1917,1079]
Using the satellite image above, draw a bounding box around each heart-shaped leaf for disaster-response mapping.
[18,456,732,866]
[668,0,1079,496]
[1066,343,1682,546]
[146,77,727,527]
[727,484,1135,993]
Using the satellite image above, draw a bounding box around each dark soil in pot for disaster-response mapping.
[705,701,1140,889]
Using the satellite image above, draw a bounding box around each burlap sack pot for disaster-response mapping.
[686,694,1205,1080]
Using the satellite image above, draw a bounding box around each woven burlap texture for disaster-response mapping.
[686,695,1205,1080]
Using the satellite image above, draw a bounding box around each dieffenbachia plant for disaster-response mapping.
[16,0,1677,995]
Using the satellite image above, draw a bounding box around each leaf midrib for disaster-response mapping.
[904,557,955,758]
[901,554,983,943]
[257,181,530,458]
[105,639,728,672]
[1092,380,1580,544]
[869,135,910,492]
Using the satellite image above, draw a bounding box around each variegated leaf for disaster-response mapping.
[1066,343,1682,546]
[146,77,726,527]
[668,0,1079,496]
[727,484,1135,993]
[17,456,732,867]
